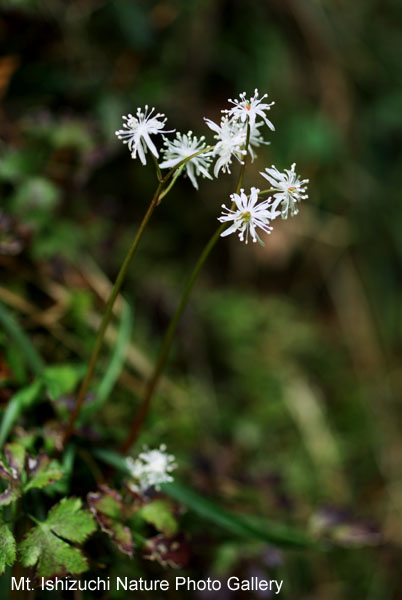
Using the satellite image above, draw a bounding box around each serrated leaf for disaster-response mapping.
[88,485,133,557]
[19,524,88,577]
[0,519,16,575]
[45,497,96,543]
[139,500,178,536]
[19,497,96,577]
[0,445,64,504]
[24,454,63,492]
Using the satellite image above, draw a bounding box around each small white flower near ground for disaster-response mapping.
[260,163,309,219]
[115,106,171,165]
[159,131,213,189]
[126,444,177,492]
[223,89,275,131]
[218,187,277,245]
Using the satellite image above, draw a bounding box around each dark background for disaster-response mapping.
[1,0,402,597]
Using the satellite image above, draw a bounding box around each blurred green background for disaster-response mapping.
[1,0,402,597]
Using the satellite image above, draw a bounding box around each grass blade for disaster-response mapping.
[0,301,44,376]
[162,481,314,549]
[0,380,42,446]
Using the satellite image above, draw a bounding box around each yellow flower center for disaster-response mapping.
[241,211,251,223]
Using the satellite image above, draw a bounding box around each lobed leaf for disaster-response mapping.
[0,444,64,505]
[45,497,97,543]
[24,454,64,492]
[19,497,97,578]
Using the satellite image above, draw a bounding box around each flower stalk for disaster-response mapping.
[120,124,251,452]
[62,182,163,446]
[62,145,217,447]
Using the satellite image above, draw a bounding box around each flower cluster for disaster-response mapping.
[115,89,309,244]
[126,445,177,492]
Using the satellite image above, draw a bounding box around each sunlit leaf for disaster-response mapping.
[19,497,97,577]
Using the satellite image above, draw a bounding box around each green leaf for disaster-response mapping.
[19,497,97,577]
[0,302,44,377]
[138,500,178,536]
[24,454,64,492]
[0,519,16,575]
[87,485,134,556]
[45,497,97,543]
[0,444,63,505]
[0,380,43,447]
[41,364,85,402]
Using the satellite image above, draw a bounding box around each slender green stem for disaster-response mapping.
[62,182,163,447]
[151,154,163,182]
[62,145,216,446]
[120,222,225,452]
[159,164,185,202]
[120,125,251,452]
[258,188,275,196]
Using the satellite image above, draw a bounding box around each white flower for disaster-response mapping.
[223,89,275,131]
[260,163,309,219]
[126,444,177,492]
[204,116,246,177]
[115,106,171,165]
[218,187,276,245]
[158,131,213,190]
